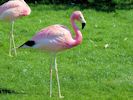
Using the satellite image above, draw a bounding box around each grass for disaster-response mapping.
[0,4,133,100]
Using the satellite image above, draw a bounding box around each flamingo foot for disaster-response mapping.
[59,95,64,98]
[50,93,52,98]
[8,54,13,57]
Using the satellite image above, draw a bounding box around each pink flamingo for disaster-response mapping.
[19,11,86,98]
[0,0,31,56]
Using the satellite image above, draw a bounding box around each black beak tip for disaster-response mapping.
[82,23,86,29]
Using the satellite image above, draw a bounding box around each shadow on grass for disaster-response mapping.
[0,88,17,94]
[0,88,46,95]
[0,88,28,95]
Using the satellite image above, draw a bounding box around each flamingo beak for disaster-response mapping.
[82,23,86,29]
[80,16,86,29]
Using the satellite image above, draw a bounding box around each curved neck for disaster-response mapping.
[70,18,82,47]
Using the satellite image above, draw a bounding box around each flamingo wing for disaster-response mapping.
[31,25,74,52]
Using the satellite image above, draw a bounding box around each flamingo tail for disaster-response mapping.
[19,40,35,48]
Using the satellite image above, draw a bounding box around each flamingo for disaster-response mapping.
[0,0,31,56]
[19,11,86,98]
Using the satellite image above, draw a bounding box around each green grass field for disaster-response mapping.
[0,4,133,100]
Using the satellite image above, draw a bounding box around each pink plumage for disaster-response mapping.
[0,0,31,21]
[0,0,31,56]
[20,11,86,98]
[31,24,75,52]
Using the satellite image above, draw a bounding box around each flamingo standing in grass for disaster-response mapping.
[0,0,31,56]
[19,11,86,98]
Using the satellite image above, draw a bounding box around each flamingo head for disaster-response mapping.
[71,11,86,29]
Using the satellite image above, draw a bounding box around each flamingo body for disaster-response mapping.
[31,24,77,52]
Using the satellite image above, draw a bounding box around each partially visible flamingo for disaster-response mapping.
[19,11,86,98]
[0,0,31,56]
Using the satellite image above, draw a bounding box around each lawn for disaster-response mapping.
[0,4,133,100]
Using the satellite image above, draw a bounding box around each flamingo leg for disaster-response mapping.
[9,21,17,56]
[54,54,64,98]
[9,30,12,57]
[11,21,17,56]
[50,55,53,97]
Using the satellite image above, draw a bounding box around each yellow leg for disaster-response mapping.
[9,21,17,56]
[54,54,64,98]
[9,32,12,57]
[11,21,17,56]
[50,56,53,97]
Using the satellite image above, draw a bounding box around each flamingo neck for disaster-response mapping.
[71,18,82,47]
